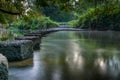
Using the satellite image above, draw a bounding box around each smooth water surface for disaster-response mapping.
[9,31,120,80]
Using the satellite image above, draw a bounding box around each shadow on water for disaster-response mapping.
[9,31,120,80]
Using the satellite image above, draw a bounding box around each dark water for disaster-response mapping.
[9,31,120,80]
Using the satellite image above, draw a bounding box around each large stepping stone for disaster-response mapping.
[0,54,8,80]
[0,40,33,62]
[15,36,41,49]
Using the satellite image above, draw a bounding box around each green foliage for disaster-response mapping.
[29,17,59,30]
[39,6,76,22]
[0,0,120,31]
[0,12,17,24]
[9,16,59,30]
[0,30,9,41]
[0,13,6,23]
[72,4,120,30]
[68,20,78,28]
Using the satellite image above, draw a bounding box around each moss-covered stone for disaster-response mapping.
[0,54,8,80]
[15,36,41,50]
[0,40,33,62]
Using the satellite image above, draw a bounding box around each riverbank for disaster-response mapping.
[71,4,120,31]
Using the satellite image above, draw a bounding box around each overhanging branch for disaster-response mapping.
[0,8,21,15]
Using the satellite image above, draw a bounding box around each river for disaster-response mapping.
[9,31,120,80]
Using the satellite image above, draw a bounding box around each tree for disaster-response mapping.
[0,0,119,24]
[39,6,75,22]
[0,0,32,24]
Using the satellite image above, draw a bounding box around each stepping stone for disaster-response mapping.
[31,30,50,36]
[15,36,41,49]
[0,40,33,62]
[24,33,41,38]
[0,54,8,80]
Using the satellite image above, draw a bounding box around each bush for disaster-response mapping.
[69,20,79,28]
[30,17,59,30]
[9,17,59,30]
[73,4,120,31]
[0,30,9,41]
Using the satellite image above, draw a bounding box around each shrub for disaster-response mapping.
[9,17,59,30]
[73,4,120,31]
[30,17,59,30]
[69,20,79,28]
[0,30,9,41]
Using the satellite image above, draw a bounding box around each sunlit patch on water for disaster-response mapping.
[65,40,84,72]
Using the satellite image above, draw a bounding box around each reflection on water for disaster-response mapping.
[9,31,120,80]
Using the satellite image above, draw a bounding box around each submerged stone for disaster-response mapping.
[0,54,8,80]
[0,40,33,62]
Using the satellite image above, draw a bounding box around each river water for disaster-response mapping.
[9,31,120,80]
